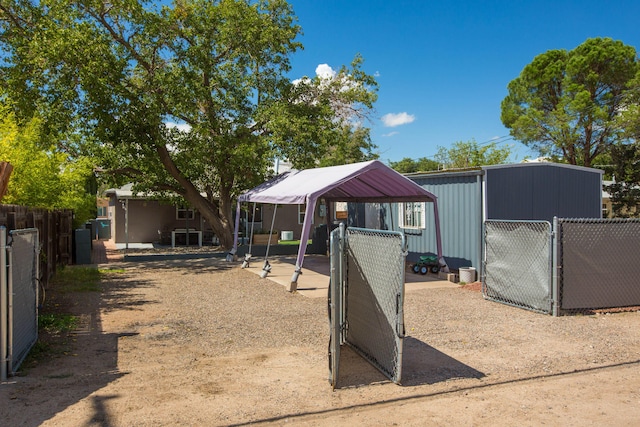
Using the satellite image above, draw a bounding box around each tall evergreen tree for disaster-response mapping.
[501,37,639,167]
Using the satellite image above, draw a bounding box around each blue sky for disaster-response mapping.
[287,0,640,164]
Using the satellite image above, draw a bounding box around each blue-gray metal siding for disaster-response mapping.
[484,165,602,222]
[407,172,483,272]
[365,163,601,278]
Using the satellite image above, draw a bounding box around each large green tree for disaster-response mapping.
[388,157,439,173]
[604,69,640,217]
[389,140,511,173]
[617,69,640,141]
[0,102,96,226]
[0,0,378,249]
[434,139,511,169]
[605,141,640,217]
[501,37,639,167]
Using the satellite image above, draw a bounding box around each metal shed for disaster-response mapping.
[398,162,603,277]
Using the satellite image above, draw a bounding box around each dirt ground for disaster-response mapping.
[2,256,640,426]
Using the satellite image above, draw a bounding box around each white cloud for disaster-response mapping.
[381,112,415,127]
[165,122,191,132]
[291,64,336,86]
[382,131,399,137]
[315,63,337,79]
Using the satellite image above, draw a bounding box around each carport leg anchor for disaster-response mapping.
[226,248,237,263]
[241,253,252,269]
[438,257,450,273]
[288,267,301,293]
[259,260,271,278]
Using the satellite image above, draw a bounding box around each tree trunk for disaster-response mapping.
[180,188,234,250]
[0,162,13,202]
[155,144,235,250]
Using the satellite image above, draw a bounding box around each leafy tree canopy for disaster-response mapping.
[388,157,439,174]
[388,140,511,174]
[501,37,639,168]
[434,139,512,169]
[0,100,96,226]
[604,142,640,217]
[616,69,640,141]
[602,68,640,216]
[0,0,378,249]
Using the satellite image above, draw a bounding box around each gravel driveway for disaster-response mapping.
[2,256,640,426]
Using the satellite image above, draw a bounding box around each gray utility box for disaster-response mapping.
[74,228,92,264]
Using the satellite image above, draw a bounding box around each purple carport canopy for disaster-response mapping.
[232,160,447,289]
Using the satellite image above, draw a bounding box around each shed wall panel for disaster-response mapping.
[407,173,483,271]
[485,165,602,222]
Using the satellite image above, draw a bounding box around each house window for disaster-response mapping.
[97,206,108,218]
[297,204,315,225]
[176,206,195,220]
[399,202,426,229]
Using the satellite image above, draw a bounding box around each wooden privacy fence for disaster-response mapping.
[0,205,73,286]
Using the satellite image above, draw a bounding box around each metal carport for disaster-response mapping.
[231,160,448,290]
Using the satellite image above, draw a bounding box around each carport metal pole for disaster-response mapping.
[289,198,318,291]
[260,204,278,279]
[242,202,257,269]
[432,198,449,273]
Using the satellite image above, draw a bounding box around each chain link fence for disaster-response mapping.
[558,218,640,313]
[484,218,640,316]
[328,225,406,387]
[1,228,39,379]
[484,221,553,314]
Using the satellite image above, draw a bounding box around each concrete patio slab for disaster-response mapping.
[243,254,460,298]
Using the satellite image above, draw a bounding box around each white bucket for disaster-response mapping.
[459,267,476,283]
[280,230,294,241]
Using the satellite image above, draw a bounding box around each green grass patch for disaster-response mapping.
[20,313,80,372]
[50,266,124,293]
[277,239,312,246]
[99,267,126,274]
[51,266,102,292]
[39,313,79,335]
[26,341,52,360]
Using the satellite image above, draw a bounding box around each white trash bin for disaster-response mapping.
[459,267,476,283]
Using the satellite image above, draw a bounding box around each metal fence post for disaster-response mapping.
[1,226,7,381]
[6,233,13,375]
[552,217,559,317]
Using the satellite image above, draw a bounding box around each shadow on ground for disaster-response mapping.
[0,269,155,426]
[334,337,485,389]
[113,257,236,276]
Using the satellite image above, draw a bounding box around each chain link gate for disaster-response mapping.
[484,221,553,314]
[2,228,40,380]
[328,224,407,388]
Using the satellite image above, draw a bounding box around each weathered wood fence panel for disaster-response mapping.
[0,205,73,286]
